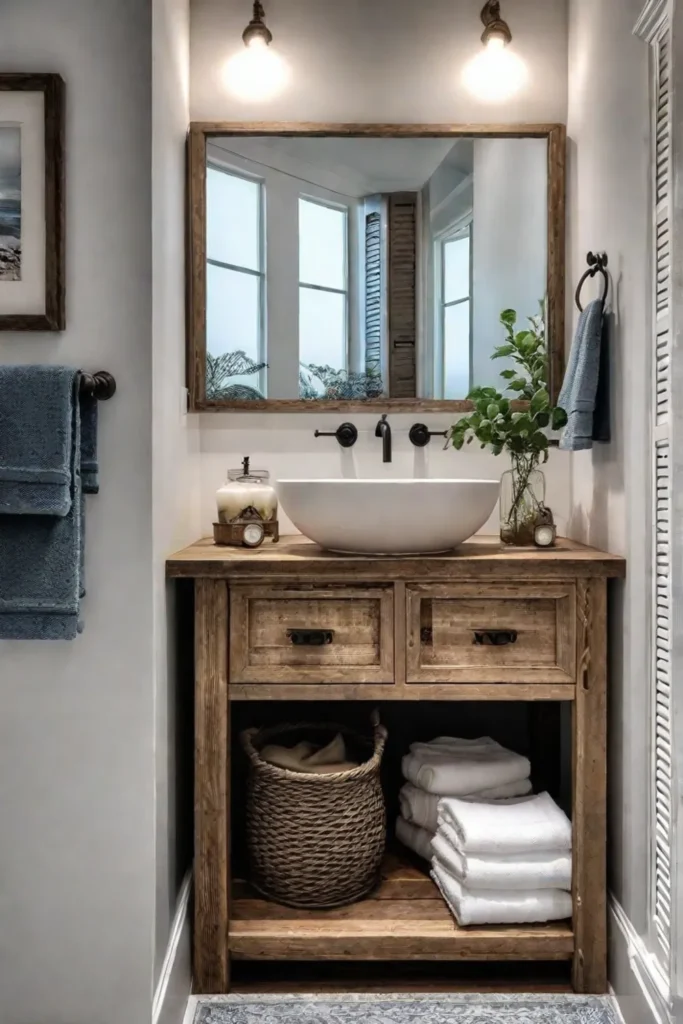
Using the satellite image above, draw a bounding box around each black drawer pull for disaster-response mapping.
[473,629,518,647]
[287,628,334,646]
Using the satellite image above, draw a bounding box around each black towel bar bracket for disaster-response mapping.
[575,251,609,312]
[80,370,116,400]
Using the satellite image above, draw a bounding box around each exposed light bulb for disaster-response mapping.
[223,38,289,101]
[462,37,528,103]
[223,1,290,102]
[486,34,506,51]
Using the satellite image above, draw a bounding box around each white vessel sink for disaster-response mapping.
[275,479,500,555]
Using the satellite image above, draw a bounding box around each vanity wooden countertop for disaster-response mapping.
[166,534,626,580]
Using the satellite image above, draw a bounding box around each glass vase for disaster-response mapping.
[499,455,546,546]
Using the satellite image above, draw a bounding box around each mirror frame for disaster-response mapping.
[187,122,566,412]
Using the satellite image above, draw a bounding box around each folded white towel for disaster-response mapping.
[402,736,530,796]
[395,815,433,861]
[410,736,501,755]
[431,822,572,891]
[399,778,532,832]
[431,859,572,926]
[438,791,572,856]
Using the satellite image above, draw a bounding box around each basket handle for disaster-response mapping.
[240,726,262,766]
[371,709,388,760]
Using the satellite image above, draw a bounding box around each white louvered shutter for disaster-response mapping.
[651,19,673,971]
[364,211,382,381]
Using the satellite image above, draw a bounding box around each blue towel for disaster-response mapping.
[558,299,605,451]
[0,365,99,640]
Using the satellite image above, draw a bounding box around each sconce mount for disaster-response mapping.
[242,0,273,47]
[480,0,513,45]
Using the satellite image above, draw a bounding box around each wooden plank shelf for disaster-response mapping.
[230,852,574,963]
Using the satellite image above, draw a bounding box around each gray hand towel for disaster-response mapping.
[592,311,611,443]
[558,298,604,452]
[0,365,77,514]
[0,365,99,640]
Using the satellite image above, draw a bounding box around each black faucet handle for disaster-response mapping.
[314,422,358,448]
[409,423,448,448]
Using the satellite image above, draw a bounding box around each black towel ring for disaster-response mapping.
[575,251,609,312]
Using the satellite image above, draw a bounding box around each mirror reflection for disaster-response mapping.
[205,136,548,401]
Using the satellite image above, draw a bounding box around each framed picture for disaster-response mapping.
[0,74,65,331]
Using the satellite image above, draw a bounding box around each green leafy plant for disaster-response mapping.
[206,350,267,400]
[447,305,567,543]
[299,364,384,401]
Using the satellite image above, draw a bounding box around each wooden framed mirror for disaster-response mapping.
[187,123,565,412]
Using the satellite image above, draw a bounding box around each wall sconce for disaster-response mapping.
[223,1,290,102]
[462,1,527,103]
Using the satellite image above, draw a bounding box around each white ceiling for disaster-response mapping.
[210,135,470,195]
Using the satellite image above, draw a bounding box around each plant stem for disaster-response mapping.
[507,453,541,540]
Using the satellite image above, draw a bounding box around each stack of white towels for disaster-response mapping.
[396,736,572,925]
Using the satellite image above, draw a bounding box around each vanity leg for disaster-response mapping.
[194,578,230,993]
[572,578,607,993]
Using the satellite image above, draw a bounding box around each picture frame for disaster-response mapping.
[0,73,65,331]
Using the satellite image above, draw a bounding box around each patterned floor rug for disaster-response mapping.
[193,994,620,1024]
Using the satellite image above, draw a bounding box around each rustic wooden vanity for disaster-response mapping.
[167,535,625,996]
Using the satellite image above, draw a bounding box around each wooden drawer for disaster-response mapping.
[406,583,576,685]
[230,584,394,684]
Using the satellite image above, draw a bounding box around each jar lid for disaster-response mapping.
[227,456,270,484]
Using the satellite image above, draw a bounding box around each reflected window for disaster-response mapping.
[299,198,349,397]
[206,166,265,400]
[436,225,472,400]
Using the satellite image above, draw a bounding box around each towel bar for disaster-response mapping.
[80,370,116,400]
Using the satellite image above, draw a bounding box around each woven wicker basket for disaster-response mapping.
[240,716,388,909]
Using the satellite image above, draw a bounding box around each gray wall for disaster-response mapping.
[566,0,652,1012]
[152,0,200,992]
[0,3,156,1024]
[191,0,568,123]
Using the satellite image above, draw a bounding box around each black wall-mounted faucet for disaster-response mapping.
[409,423,448,447]
[375,414,392,463]
[314,422,358,448]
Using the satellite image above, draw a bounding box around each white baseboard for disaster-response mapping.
[609,896,672,1024]
[182,996,200,1024]
[154,870,193,1024]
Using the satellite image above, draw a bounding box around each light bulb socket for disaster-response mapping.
[480,0,512,45]
[242,0,273,46]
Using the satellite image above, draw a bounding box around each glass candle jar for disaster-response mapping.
[216,457,278,525]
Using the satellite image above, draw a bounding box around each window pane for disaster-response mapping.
[299,199,346,290]
[299,287,346,394]
[444,234,470,304]
[206,264,264,399]
[444,299,470,399]
[207,167,260,271]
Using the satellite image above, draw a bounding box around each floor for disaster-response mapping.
[184,993,623,1024]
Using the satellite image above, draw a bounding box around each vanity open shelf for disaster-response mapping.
[230,848,574,964]
[167,535,625,996]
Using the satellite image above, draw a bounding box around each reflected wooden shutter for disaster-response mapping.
[387,193,417,397]
[365,211,382,379]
